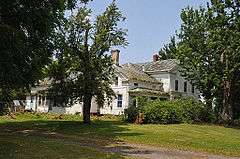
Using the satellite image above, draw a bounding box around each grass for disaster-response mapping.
[119,124,240,156]
[0,113,240,158]
[0,113,131,159]
[0,134,123,159]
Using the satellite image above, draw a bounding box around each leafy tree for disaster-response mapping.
[158,36,178,60]
[48,1,128,124]
[177,0,240,122]
[0,0,89,110]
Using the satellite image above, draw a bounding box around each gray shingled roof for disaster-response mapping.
[117,59,178,84]
[139,59,178,72]
[116,64,160,84]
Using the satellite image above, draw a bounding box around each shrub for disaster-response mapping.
[124,96,148,123]
[143,100,181,124]
[124,106,139,123]
[143,97,213,124]
[233,119,240,127]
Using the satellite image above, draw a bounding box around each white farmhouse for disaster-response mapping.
[26,50,200,115]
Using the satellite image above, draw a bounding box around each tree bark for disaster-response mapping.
[221,80,233,123]
[83,93,92,124]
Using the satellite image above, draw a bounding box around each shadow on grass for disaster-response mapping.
[0,119,149,159]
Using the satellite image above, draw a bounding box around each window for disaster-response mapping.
[134,83,138,86]
[192,84,195,93]
[184,81,187,92]
[117,95,123,107]
[38,95,42,105]
[175,80,179,91]
[114,77,118,86]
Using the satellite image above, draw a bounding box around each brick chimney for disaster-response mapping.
[153,54,159,62]
[111,49,120,65]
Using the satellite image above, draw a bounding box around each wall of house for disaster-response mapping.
[26,95,97,115]
[150,73,170,92]
[47,101,97,115]
[128,81,162,91]
[150,71,200,99]
[100,76,130,115]
[50,103,82,114]
[169,72,200,99]
[26,96,37,111]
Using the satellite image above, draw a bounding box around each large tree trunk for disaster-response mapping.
[221,80,233,123]
[232,70,240,119]
[83,93,92,124]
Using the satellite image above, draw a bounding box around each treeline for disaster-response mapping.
[158,0,240,124]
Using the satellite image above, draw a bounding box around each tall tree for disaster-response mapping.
[0,0,89,109]
[177,0,240,122]
[48,1,128,124]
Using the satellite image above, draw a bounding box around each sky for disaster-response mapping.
[86,0,209,64]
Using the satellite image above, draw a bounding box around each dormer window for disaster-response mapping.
[134,83,138,86]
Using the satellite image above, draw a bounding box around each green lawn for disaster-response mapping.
[0,134,124,159]
[0,113,240,158]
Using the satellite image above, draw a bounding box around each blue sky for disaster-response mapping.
[87,0,208,64]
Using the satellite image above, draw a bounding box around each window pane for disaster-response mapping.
[192,84,195,93]
[117,95,122,100]
[175,80,178,91]
[117,94,123,107]
[134,83,138,86]
[117,101,122,107]
[184,81,187,92]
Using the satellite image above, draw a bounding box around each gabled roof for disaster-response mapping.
[115,64,160,84]
[116,59,179,84]
[139,59,178,73]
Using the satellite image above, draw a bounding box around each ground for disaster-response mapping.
[0,113,240,159]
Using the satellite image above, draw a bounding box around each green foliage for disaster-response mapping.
[136,96,149,112]
[176,0,240,121]
[158,36,178,60]
[124,106,139,123]
[233,118,240,127]
[143,98,213,124]
[124,96,148,123]
[0,0,90,104]
[48,1,128,123]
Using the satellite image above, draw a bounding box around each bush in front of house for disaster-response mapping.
[124,105,139,123]
[143,97,213,124]
[124,96,148,123]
